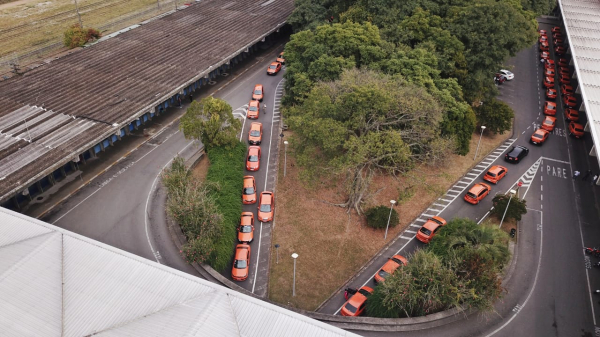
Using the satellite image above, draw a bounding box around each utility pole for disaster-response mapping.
[73,0,83,28]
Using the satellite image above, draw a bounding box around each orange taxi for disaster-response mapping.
[248,122,263,145]
[540,51,550,60]
[555,46,566,56]
[374,255,407,284]
[569,122,584,138]
[543,76,554,88]
[544,68,555,77]
[416,216,447,244]
[559,66,570,76]
[483,165,508,184]
[565,108,579,122]
[544,101,556,115]
[530,128,550,145]
[258,191,275,222]
[563,95,577,108]
[546,88,557,100]
[559,58,569,67]
[267,62,282,75]
[545,59,555,70]
[247,100,260,119]
[541,116,556,131]
[552,26,561,34]
[539,29,547,36]
[238,212,255,243]
[561,84,573,95]
[464,183,491,205]
[276,52,285,64]
[252,84,264,101]
[539,41,549,51]
[559,73,570,84]
[242,176,257,204]
[341,286,373,317]
[231,244,251,281]
[246,146,261,171]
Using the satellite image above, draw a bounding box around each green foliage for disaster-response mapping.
[367,250,467,318]
[162,157,222,265]
[474,98,515,134]
[368,218,511,318]
[63,24,101,48]
[521,0,557,16]
[179,97,241,151]
[204,142,247,272]
[365,205,399,229]
[491,194,528,221]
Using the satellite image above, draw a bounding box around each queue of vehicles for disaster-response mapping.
[231,52,285,282]
[342,25,586,316]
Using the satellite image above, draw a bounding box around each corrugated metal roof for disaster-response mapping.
[0,208,358,337]
[559,0,600,167]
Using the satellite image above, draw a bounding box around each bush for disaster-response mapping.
[491,194,527,221]
[204,141,247,271]
[63,24,101,48]
[474,98,514,134]
[365,205,399,229]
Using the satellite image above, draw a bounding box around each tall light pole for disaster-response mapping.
[291,253,298,296]
[499,189,517,228]
[274,244,280,264]
[284,141,289,177]
[73,0,83,28]
[384,200,397,240]
[474,125,486,161]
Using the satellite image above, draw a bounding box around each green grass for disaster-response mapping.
[205,142,247,272]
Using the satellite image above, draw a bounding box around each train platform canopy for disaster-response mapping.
[558,0,600,163]
[0,0,293,202]
[0,207,357,337]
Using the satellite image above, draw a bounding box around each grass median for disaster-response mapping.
[268,130,511,310]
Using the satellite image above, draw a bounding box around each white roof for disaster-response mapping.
[0,208,357,337]
[559,0,600,164]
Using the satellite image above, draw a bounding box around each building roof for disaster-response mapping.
[0,0,294,202]
[0,207,357,337]
[558,0,600,163]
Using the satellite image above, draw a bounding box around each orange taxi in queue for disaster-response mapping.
[530,129,550,145]
[238,212,255,243]
[483,165,508,184]
[231,244,251,281]
[569,122,584,138]
[374,255,407,284]
[415,216,447,244]
[341,286,374,317]
[464,183,491,205]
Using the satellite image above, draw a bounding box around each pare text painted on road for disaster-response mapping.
[542,164,568,179]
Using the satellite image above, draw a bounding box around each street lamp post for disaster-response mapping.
[384,200,397,240]
[284,141,289,177]
[499,189,517,228]
[474,125,487,161]
[291,253,298,296]
[274,244,280,264]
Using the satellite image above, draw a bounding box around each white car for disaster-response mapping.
[499,69,514,80]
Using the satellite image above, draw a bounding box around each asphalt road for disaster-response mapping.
[321,18,599,337]
[38,42,286,297]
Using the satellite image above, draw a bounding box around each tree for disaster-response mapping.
[365,205,399,229]
[179,96,241,150]
[287,69,452,213]
[491,194,528,221]
[474,98,514,134]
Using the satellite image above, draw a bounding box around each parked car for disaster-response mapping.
[483,165,508,184]
[248,122,263,145]
[541,116,557,131]
[494,73,506,84]
[559,67,570,76]
[563,95,577,108]
[569,122,584,138]
[341,286,374,317]
[258,191,275,222]
[276,52,285,64]
[544,101,557,116]
[231,244,251,281]
[499,69,514,80]
[561,84,574,95]
[238,212,255,243]
[546,88,557,100]
[504,145,529,163]
[416,216,447,244]
[252,84,264,101]
[539,35,548,43]
[559,73,571,84]
[464,183,492,205]
[242,176,257,204]
[246,146,261,171]
[544,68,555,77]
[539,29,547,36]
[565,108,579,122]
[552,26,562,34]
[530,129,550,145]
[545,59,555,70]
[540,51,550,60]
[539,41,549,51]
[374,255,407,284]
[543,76,555,88]
[267,61,282,75]
[247,100,260,119]
[559,58,569,67]
[553,32,562,40]
[555,46,566,56]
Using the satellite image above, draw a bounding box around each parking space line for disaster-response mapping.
[415,218,427,222]
[422,213,435,218]
[400,235,413,240]
[404,230,417,234]
[410,223,421,228]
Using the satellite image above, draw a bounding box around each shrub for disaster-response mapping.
[491,194,527,221]
[204,141,247,271]
[63,24,101,48]
[365,205,399,229]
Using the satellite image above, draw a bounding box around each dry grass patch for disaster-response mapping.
[191,155,210,182]
[268,130,511,310]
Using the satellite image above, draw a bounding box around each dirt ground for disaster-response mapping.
[191,155,210,182]
[268,130,512,310]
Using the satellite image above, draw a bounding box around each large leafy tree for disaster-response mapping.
[179,96,241,150]
[287,69,452,213]
[491,194,528,221]
[474,98,515,134]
